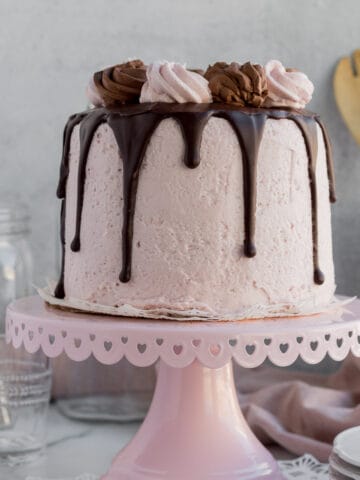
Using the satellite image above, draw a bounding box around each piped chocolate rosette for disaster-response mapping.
[87,59,147,107]
[47,57,337,322]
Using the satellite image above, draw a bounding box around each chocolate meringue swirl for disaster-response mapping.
[204,61,268,107]
[92,59,147,106]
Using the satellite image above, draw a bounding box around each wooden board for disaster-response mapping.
[334,49,360,145]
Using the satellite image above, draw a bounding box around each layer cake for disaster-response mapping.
[47,59,336,320]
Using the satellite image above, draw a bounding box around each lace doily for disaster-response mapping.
[25,454,329,480]
[279,454,329,479]
[40,285,350,321]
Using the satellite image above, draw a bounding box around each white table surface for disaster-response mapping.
[1,405,294,479]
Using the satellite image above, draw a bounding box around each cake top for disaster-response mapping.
[86,59,314,110]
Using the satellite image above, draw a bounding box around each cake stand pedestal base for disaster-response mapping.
[6,296,360,480]
[103,360,281,480]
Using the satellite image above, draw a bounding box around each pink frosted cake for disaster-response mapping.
[45,59,337,320]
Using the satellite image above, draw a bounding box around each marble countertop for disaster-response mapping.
[2,405,294,479]
[2,406,139,479]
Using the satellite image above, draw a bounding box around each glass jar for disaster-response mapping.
[0,334,51,466]
[0,195,33,333]
[0,196,49,466]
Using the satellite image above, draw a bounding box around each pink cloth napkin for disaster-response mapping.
[234,355,360,462]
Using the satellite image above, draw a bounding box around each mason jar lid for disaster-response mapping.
[0,194,30,235]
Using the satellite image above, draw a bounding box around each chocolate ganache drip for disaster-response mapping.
[70,110,107,252]
[54,103,336,299]
[218,111,267,257]
[55,111,87,299]
[314,118,336,203]
[291,115,324,284]
[170,111,213,168]
[54,199,66,299]
[107,112,161,282]
[57,112,87,199]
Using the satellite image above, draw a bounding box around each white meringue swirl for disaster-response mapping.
[140,61,212,103]
[264,60,314,109]
[86,76,104,107]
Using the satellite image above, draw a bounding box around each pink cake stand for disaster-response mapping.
[5,296,360,480]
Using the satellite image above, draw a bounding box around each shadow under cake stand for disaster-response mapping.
[5,296,360,480]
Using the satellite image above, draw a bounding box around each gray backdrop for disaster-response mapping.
[1,0,360,296]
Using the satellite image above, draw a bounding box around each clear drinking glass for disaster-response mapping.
[53,356,154,422]
[0,194,49,465]
[0,195,33,333]
[0,335,51,465]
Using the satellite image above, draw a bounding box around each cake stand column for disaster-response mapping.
[102,359,282,480]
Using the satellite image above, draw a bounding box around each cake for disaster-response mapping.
[44,59,337,320]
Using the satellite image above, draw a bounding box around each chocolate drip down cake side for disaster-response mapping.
[41,59,338,321]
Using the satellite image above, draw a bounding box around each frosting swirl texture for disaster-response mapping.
[140,61,212,103]
[264,60,314,109]
[204,61,268,107]
[88,59,147,107]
